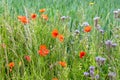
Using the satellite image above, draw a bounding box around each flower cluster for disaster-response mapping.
[95,56,106,66]
[84,66,99,80]
[52,29,64,42]
[105,40,117,49]
[38,45,50,57]
[94,17,104,34]
[17,8,48,24]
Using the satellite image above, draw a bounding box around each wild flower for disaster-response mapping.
[58,34,64,42]
[95,74,99,80]
[84,72,89,77]
[38,45,50,57]
[105,40,117,48]
[84,26,92,32]
[89,66,95,72]
[89,2,95,6]
[112,43,117,47]
[39,8,46,13]
[59,61,67,67]
[24,55,31,62]
[93,17,100,27]
[82,22,89,26]
[105,40,112,48]
[95,56,106,66]
[52,29,59,38]
[90,70,94,77]
[99,29,104,34]
[18,16,29,24]
[74,30,80,36]
[31,13,37,19]
[79,51,86,58]
[9,62,15,69]
[61,16,69,20]
[41,14,48,21]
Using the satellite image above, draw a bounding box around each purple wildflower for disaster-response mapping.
[84,72,89,77]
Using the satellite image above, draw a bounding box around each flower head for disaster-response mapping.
[24,55,31,62]
[31,13,37,19]
[95,56,106,66]
[84,26,92,32]
[61,16,69,20]
[41,14,48,21]
[105,40,112,48]
[52,29,59,38]
[38,45,50,57]
[95,74,99,80]
[39,8,46,13]
[84,72,89,77]
[58,34,64,42]
[93,17,100,27]
[89,66,95,72]
[9,62,15,69]
[18,16,29,24]
[79,51,86,58]
[89,2,95,6]
[59,61,67,67]
[82,22,89,26]
[74,30,80,36]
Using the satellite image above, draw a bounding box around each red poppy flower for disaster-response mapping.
[38,45,50,57]
[18,16,29,24]
[31,14,37,19]
[52,29,59,38]
[84,26,92,32]
[24,55,31,62]
[9,62,15,69]
[58,34,64,42]
[59,61,67,67]
[80,51,86,58]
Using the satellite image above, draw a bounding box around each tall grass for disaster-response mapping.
[0,0,120,80]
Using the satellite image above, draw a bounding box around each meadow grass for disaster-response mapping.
[0,0,120,80]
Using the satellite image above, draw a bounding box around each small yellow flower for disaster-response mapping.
[89,2,94,5]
